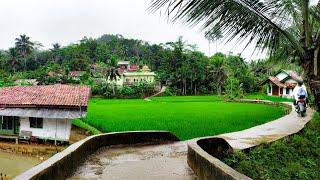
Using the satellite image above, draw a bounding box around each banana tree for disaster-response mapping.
[150,0,320,110]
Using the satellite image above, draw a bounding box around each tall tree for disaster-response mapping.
[15,34,35,58]
[150,0,320,110]
[15,34,35,70]
[6,48,20,72]
[208,54,227,95]
[50,43,61,63]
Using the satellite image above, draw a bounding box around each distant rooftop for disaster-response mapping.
[0,85,91,109]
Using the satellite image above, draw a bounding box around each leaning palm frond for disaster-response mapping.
[149,0,304,55]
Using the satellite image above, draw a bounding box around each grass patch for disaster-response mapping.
[223,113,320,179]
[84,96,286,140]
[72,119,102,135]
[245,93,294,102]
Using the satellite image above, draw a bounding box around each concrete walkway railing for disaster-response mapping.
[187,101,313,180]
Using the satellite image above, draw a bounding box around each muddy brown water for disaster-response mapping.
[69,142,198,180]
[0,151,41,178]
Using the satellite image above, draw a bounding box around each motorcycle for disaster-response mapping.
[295,96,307,117]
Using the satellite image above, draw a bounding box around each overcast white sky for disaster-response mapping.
[0,0,267,60]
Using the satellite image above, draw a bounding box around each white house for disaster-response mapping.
[108,64,156,86]
[0,85,91,143]
[261,70,303,98]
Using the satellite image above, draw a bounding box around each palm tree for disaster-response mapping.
[15,34,34,57]
[51,43,61,51]
[107,56,120,96]
[150,0,320,110]
[6,48,20,72]
[50,43,61,63]
[208,54,227,95]
[15,34,35,70]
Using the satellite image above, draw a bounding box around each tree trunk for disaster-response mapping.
[217,84,222,96]
[308,77,320,111]
[314,47,319,77]
[303,51,320,111]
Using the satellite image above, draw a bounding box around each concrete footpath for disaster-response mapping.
[216,103,313,150]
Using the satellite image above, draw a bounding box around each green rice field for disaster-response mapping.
[82,96,287,140]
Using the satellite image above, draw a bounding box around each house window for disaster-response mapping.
[286,88,290,95]
[1,116,13,130]
[29,117,43,128]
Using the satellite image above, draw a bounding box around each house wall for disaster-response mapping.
[19,117,72,141]
[124,75,155,83]
[284,79,298,84]
[282,88,294,98]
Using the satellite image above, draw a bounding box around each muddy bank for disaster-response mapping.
[70,142,198,180]
[0,151,41,178]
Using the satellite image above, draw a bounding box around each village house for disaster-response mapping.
[261,70,303,98]
[122,65,155,86]
[113,62,156,86]
[68,71,87,81]
[0,85,90,143]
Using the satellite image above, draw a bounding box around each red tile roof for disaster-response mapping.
[268,76,286,88]
[0,85,91,109]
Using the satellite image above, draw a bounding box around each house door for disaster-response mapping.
[272,86,279,96]
[0,116,19,135]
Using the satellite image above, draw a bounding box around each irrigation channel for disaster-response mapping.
[0,151,40,178]
[69,142,197,179]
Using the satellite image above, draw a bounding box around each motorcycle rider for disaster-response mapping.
[292,81,308,107]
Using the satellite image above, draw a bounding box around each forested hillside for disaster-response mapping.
[0,34,301,97]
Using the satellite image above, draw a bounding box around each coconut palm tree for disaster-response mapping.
[208,54,227,95]
[15,34,34,57]
[15,34,35,70]
[150,0,320,110]
[50,43,61,63]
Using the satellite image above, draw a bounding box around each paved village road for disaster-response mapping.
[69,142,197,180]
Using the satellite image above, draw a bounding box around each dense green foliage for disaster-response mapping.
[0,34,301,98]
[83,96,286,140]
[223,113,320,179]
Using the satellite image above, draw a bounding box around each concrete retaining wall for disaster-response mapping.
[15,131,179,180]
[187,100,293,180]
[187,138,251,180]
